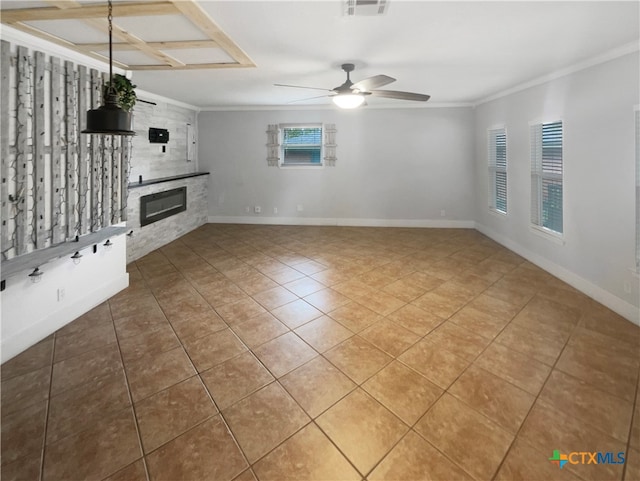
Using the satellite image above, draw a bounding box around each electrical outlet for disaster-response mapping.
[273,207,278,214]
[297,204,304,212]
[57,288,65,302]
[440,210,446,217]
[254,206,261,214]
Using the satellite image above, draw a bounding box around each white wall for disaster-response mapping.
[474,52,640,323]
[1,233,128,362]
[199,107,475,227]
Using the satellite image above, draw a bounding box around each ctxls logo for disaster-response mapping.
[549,450,625,469]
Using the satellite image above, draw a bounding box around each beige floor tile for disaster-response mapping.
[125,347,196,402]
[135,376,217,453]
[251,286,298,310]
[271,299,323,329]
[118,322,180,363]
[328,302,382,333]
[399,338,470,389]
[495,438,582,481]
[168,310,227,341]
[303,288,351,313]
[556,337,638,402]
[496,322,567,366]
[538,370,634,442]
[4,224,639,481]
[235,272,279,296]
[1,365,50,415]
[415,393,513,481]
[43,408,141,481]
[626,448,640,481]
[200,351,273,410]
[450,305,510,340]
[294,316,353,352]
[47,369,130,444]
[449,365,535,433]
[232,469,258,481]
[50,343,123,396]
[362,361,442,425]
[283,277,326,297]
[386,303,443,336]
[1,336,54,381]
[352,290,405,316]
[267,266,307,284]
[325,336,392,384]
[102,460,147,481]
[381,278,427,303]
[223,383,310,463]
[316,389,408,476]
[146,415,248,481]
[280,356,355,418]
[412,291,466,319]
[360,319,421,357]
[475,342,551,395]
[519,401,626,481]
[369,431,474,481]
[113,307,167,340]
[253,332,317,377]
[231,312,289,349]
[183,329,247,372]
[1,400,47,466]
[216,298,267,325]
[253,423,360,481]
[424,321,490,361]
[1,452,42,481]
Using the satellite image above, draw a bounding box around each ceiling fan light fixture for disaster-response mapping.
[332,93,365,109]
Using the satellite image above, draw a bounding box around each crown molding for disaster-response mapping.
[198,102,473,112]
[474,41,639,107]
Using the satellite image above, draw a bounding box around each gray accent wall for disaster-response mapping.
[198,107,476,225]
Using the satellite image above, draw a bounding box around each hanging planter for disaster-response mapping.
[105,74,137,112]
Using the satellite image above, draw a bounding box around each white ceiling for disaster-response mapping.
[4,1,640,108]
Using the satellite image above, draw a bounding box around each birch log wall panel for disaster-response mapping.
[0,40,129,262]
[51,56,64,244]
[1,41,10,253]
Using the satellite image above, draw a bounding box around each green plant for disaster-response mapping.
[105,74,137,112]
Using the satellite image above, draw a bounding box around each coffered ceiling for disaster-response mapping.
[1,1,638,108]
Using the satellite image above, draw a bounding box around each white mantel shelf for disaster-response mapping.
[1,226,128,282]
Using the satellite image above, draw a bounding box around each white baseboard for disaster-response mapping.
[475,223,640,326]
[1,274,129,363]
[207,216,476,229]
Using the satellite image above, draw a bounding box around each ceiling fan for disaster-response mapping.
[275,63,430,109]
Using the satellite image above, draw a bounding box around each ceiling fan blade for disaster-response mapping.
[274,83,333,92]
[352,75,396,92]
[370,90,431,102]
[287,94,332,104]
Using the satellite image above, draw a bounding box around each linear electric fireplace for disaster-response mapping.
[140,187,187,226]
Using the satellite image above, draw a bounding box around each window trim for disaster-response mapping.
[488,125,507,216]
[529,118,565,241]
[279,123,325,169]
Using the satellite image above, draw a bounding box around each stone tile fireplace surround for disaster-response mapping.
[126,173,208,263]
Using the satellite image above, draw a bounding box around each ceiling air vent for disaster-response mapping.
[345,0,389,16]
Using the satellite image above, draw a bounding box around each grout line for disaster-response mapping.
[621,365,640,481]
[107,298,152,481]
[38,334,57,481]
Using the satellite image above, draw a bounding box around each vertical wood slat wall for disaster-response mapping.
[0,40,131,262]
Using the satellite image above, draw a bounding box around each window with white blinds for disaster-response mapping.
[488,128,507,214]
[530,120,563,235]
[635,109,639,270]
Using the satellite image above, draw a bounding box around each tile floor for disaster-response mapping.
[2,224,639,481]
